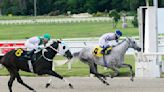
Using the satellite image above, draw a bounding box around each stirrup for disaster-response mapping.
[23,54,31,60]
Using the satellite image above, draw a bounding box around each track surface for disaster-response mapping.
[0,76,164,92]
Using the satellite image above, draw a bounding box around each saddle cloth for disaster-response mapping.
[93,46,112,57]
[15,48,36,61]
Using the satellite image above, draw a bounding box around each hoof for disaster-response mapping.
[45,83,50,88]
[131,78,134,82]
[106,82,110,86]
[102,77,107,80]
[69,84,74,89]
[32,90,36,92]
[103,81,110,86]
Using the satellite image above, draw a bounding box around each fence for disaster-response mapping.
[0,16,134,25]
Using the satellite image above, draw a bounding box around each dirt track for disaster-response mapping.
[0,76,164,92]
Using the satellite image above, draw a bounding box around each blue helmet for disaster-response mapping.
[115,29,122,38]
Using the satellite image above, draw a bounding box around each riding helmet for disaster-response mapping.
[43,33,51,41]
[115,29,122,38]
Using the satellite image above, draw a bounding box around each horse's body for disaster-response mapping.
[73,37,141,85]
[0,41,73,92]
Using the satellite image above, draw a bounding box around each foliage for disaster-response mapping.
[0,0,148,16]
[131,14,138,27]
[109,10,120,28]
[93,12,108,17]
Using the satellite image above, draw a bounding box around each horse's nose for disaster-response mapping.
[70,55,73,59]
[138,48,141,52]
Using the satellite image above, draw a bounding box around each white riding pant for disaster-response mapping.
[25,41,38,51]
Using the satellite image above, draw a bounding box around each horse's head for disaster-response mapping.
[50,40,73,60]
[126,37,141,52]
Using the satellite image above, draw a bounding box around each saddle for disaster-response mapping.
[93,46,112,57]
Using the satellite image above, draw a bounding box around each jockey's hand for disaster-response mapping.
[38,45,44,49]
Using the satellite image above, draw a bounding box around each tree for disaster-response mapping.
[0,0,2,15]
[109,9,120,28]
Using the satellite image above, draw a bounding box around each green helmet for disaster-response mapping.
[43,33,51,40]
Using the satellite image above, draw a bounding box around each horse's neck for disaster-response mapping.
[44,48,57,59]
[113,40,129,55]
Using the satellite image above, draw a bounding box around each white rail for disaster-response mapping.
[0,17,112,25]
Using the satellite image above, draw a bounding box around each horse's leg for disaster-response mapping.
[110,66,119,78]
[5,66,16,92]
[119,63,134,81]
[38,70,73,88]
[45,77,53,88]
[89,63,109,85]
[93,63,107,80]
[8,74,16,92]
[16,73,36,92]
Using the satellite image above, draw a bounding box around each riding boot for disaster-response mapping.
[101,47,107,54]
[24,49,35,60]
[103,52,108,67]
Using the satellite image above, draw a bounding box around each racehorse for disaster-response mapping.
[72,37,141,85]
[0,40,73,92]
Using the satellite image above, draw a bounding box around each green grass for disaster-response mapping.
[0,55,135,77]
[0,21,138,40]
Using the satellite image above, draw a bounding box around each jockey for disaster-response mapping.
[98,29,122,54]
[24,33,51,59]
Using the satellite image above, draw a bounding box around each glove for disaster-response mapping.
[38,45,44,49]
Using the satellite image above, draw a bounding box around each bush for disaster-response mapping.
[109,10,120,28]
[93,12,108,17]
[131,14,138,27]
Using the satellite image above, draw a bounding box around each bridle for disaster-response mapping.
[42,45,59,61]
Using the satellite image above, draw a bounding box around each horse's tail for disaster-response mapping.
[0,64,3,69]
[0,56,4,69]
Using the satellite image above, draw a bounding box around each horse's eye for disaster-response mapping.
[63,46,66,49]
[133,41,136,44]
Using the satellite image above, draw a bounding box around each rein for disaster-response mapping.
[42,46,59,61]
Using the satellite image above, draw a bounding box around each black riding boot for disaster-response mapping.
[101,47,107,54]
[24,49,35,60]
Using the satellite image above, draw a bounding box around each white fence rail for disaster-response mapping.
[0,17,112,25]
[0,16,134,25]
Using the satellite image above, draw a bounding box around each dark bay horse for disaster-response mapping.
[0,41,73,92]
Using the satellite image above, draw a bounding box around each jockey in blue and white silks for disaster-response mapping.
[98,29,122,54]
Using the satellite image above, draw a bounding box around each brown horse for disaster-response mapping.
[0,41,73,92]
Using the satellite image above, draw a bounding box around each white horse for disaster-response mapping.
[73,37,141,85]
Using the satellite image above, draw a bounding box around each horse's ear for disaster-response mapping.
[52,40,56,43]
[57,40,61,43]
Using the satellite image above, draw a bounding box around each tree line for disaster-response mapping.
[0,0,164,16]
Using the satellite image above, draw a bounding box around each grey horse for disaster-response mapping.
[73,37,141,85]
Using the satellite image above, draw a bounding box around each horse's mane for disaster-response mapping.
[112,39,126,47]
